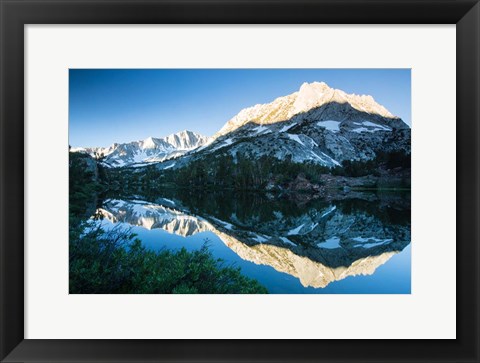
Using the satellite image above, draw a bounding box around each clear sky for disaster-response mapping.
[69,69,411,148]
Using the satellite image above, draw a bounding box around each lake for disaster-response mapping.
[89,190,411,294]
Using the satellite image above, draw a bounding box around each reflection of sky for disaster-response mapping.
[99,220,411,294]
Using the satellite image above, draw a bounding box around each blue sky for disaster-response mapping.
[69,69,411,148]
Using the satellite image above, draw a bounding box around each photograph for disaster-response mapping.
[69,69,411,294]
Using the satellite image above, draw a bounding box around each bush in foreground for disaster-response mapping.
[69,221,267,294]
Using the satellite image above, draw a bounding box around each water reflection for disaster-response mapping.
[93,191,410,291]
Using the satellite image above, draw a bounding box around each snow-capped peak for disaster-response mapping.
[74,130,209,168]
[293,81,333,114]
[142,136,158,149]
[164,130,208,150]
[215,81,396,138]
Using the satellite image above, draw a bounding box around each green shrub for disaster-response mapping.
[69,222,268,294]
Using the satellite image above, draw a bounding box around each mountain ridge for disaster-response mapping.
[214,81,401,138]
[72,130,209,168]
[161,82,410,169]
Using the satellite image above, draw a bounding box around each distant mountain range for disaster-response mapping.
[72,81,410,169]
[72,130,209,167]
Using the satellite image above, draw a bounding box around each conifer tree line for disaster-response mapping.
[100,150,411,193]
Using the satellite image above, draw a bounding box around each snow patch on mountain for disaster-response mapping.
[288,223,305,235]
[317,236,341,249]
[279,123,296,132]
[287,134,305,147]
[321,205,337,218]
[352,121,392,133]
[253,125,271,134]
[317,120,341,132]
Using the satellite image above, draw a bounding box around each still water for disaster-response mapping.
[91,190,411,294]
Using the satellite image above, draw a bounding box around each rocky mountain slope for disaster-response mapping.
[160,82,410,170]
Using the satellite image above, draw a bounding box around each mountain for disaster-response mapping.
[161,82,410,170]
[72,81,410,170]
[72,130,209,168]
[215,81,397,137]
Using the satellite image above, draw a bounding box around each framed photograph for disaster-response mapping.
[1,0,478,362]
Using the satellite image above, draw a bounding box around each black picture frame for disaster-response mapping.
[1,0,479,362]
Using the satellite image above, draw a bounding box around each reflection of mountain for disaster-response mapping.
[218,236,398,288]
[97,199,211,236]
[96,194,410,288]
